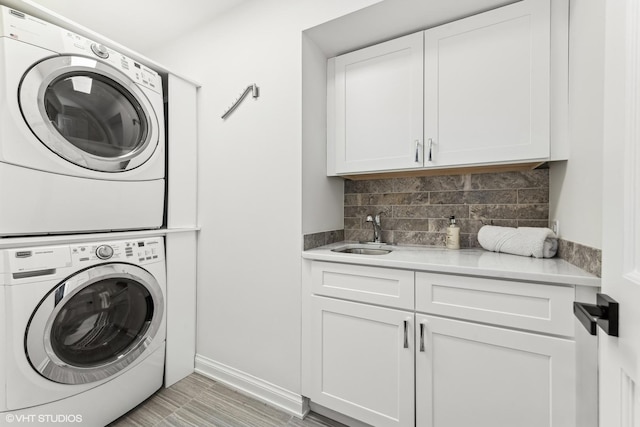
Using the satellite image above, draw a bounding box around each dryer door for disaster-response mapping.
[25,263,164,385]
[18,55,160,172]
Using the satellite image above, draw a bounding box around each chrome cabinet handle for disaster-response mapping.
[419,322,425,352]
[414,140,421,163]
[403,319,409,349]
[427,138,433,162]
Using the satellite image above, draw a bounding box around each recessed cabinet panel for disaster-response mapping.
[415,272,574,336]
[309,296,414,427]
[416,315,575,427]
[312,261,414,309]
[424,0,550,167]
[332,32,424,174]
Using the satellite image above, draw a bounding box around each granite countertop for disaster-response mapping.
[302,242,601,287]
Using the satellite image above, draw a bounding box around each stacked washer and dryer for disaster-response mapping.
[0,6,169,426]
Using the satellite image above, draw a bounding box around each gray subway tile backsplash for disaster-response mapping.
[303,229,345,251]
[557,239,602,277]
[345,169,550,248]
[470,170,549,189]
[517,188,549,204]
[304,168,602,277]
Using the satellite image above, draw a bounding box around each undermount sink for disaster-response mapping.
[331,245,393,255]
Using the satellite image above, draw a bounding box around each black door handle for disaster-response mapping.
[574,293,619,337]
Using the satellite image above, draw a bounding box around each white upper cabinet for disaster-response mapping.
[330,32,424,175]
[424,0,550,168]
[327,0,557,176]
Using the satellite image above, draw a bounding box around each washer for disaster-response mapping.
[0,7,166,236]
[0,237,166,426]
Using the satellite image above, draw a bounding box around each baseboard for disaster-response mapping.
[195,354,310,419]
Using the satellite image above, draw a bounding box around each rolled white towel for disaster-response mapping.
[477,225,558,258]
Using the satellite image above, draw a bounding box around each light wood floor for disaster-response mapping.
[108,373,346,427]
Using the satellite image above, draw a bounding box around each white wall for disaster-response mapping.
[301,34,344,235]
[16,0,244,53]
[148,0,379,396]
[549,0,605,249]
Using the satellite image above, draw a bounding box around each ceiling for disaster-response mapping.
[11,0,521,64]
[25,0,248,54]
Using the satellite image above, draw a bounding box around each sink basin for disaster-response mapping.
[331,245,393,255]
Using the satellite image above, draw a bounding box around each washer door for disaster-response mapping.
[25,263,164,385]
[19,55,160,172]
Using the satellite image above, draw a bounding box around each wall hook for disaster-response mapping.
[221,84,259,119]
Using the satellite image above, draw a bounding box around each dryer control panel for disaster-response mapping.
[61,31,162,94]
[0,6,162,95]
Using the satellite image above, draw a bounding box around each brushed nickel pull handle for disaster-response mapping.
[414,140,421,163]
[403,319,409,349]
[420,322,425,352]
[427,138,433,162]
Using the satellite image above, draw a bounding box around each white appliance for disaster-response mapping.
[0,7,166,236]
[0,236,166,426]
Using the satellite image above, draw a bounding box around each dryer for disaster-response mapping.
[0,237,166,425]
[0,7,166,236]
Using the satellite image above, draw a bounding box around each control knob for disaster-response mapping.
[96,245,114,260]
[90,43,109,59]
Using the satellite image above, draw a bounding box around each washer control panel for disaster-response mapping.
[71,237,164,264]
[2,237,164,279]
[6,246,72,274]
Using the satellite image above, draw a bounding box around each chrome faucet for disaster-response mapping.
[365,213,383,243]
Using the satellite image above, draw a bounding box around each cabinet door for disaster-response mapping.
[331,32,424,174]
[415,314,575,427]
[309,296,414,427]
[424,0,550,167]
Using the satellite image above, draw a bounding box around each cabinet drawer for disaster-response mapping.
[311,261,414,310]
[416,272,574,336]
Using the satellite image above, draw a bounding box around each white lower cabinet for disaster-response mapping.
[415,314,575,427]
[305,262,578,427]
[309,296,415,427]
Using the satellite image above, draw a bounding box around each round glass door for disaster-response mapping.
[19,55,160,172]
[50,277,152,368]
[44,73,148,160]
[25,264,164,385]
